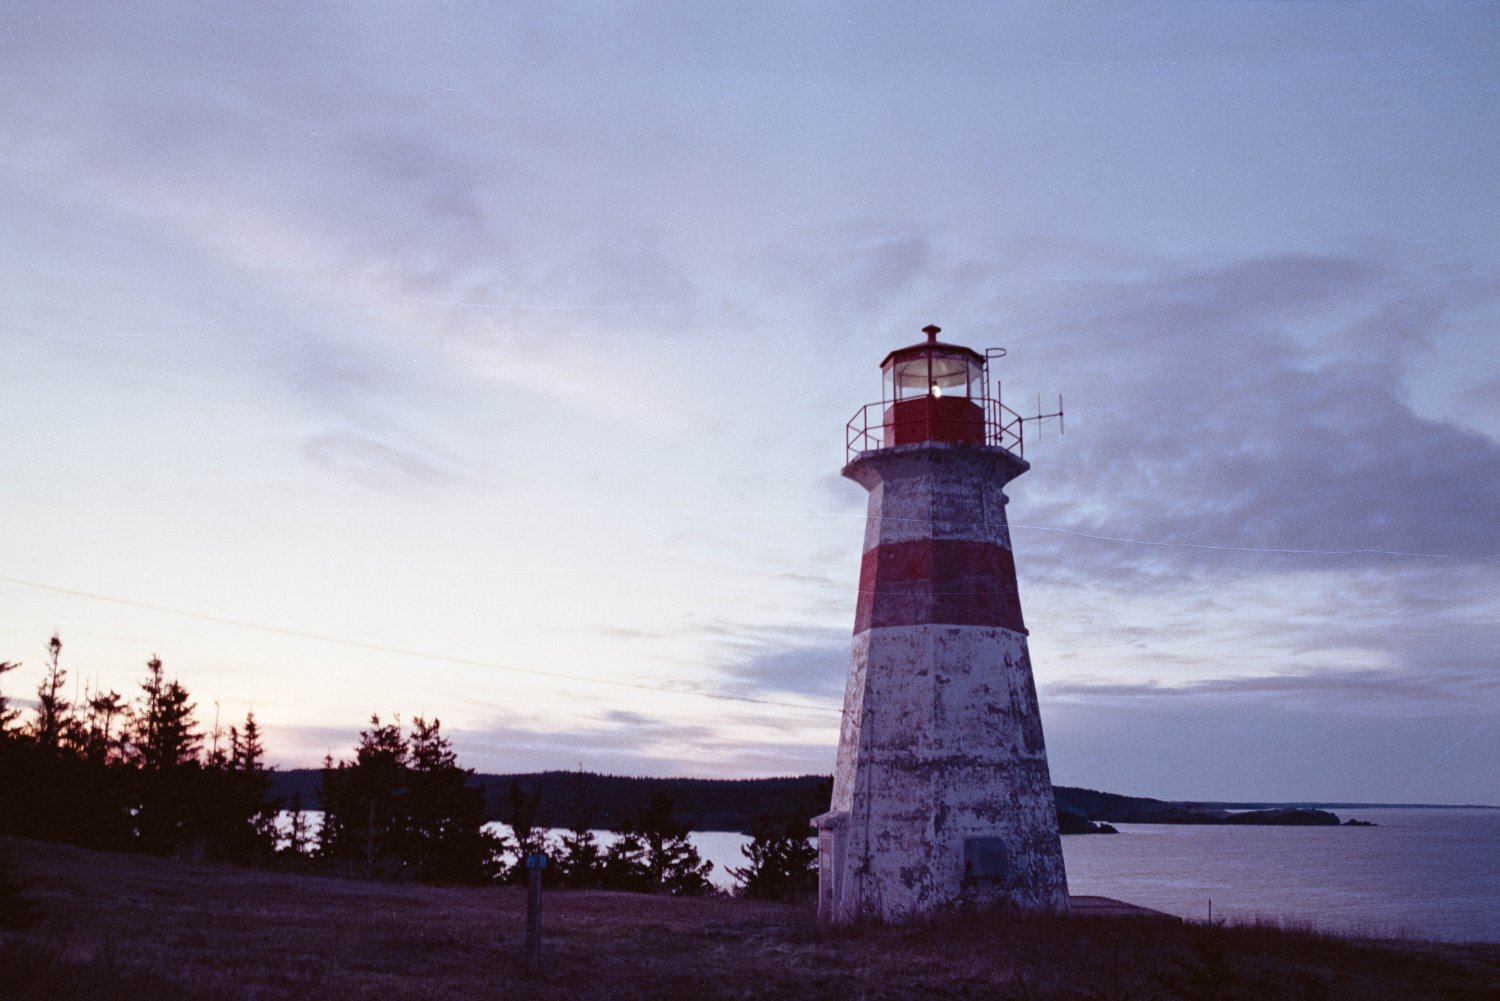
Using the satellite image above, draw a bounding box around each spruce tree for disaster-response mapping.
[600,827,651,892]
[595,792,715,896]
[730,819,818,902]
[203,711,278,862]
[281,790,315,861]
[31,634,74,753]
[128,657,204,854]
[81,688,127,766]
[319,716,408,876]
[133,658,202,771]
[555,771,604,888]
[635,792,714,895]
[0,660,21,738]
[406,716,500,884]
[505,779,547,881]
[320,716,498,883]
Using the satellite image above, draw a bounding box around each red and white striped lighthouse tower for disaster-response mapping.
[813,325,1069,921]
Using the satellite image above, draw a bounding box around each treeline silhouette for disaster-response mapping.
[271,769,833,833]
[1,636,275,862]
[0,635,817,900]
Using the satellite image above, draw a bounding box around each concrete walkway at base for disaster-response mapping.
[1069,895,1178,920]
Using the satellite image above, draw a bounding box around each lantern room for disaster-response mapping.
[880,324,988,446]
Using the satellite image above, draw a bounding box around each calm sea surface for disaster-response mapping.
[685,809,1499,943]
[1058,808,1499,943]
[298,808,1498,942]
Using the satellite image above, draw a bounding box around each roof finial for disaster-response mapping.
[922,324,941,343]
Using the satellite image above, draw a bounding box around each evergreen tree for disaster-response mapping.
[318,716,408,876]
[598,793,714,895]
[406,716,500,884]
[31,634,74,752]
[0,662,23,838]
[0,660,21,737]
[199,711,278,862]
[319,715,499,883]
[132,657,202,771]
[730,819,818,902]
[600,827,651,892]
[635,792,714,895]
[281,790,316,861]
[555,771,605,888]
[127,657,205,854]
[505,778,548,880]
[81,687,127,766]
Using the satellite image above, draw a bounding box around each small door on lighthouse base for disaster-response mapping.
[813,326,1069,922]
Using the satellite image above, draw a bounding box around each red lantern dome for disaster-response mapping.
[878,324,988,447]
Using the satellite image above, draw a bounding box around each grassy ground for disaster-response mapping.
[2,837,1497,1000]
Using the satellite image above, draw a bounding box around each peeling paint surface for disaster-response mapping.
[816,442,1069,921]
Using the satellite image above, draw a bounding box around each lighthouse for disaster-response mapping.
[813,325,1069,921]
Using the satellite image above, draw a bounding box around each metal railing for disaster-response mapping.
[844,390,1060,463]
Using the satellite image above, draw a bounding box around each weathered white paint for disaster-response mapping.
[854,442,1025,552]
[815,441,1069,921]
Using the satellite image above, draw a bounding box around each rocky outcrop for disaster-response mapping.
[1053,788,1349,826]
[1057,810,1118,835]
[1222,807,1339,826]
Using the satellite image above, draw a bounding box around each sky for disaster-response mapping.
[2,2,1497,805]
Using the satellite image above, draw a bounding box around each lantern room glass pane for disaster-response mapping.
[891,357,928,399]
[887,349,982,399]
[929,354,969,396]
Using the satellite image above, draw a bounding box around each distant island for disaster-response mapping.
[268,770,1424,832]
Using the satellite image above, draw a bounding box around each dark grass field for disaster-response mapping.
[2,837,1497,1000]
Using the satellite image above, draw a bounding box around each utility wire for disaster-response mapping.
[0,576,843,717]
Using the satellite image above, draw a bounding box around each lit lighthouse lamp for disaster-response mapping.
[880,324,987,446]
[815,325,1069,921]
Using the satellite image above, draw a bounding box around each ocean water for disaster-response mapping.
[685,809,1500,943]
[288,808,1499,942]
[1058,807,1500,943]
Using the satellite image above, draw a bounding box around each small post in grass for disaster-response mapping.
[524,852,547,974]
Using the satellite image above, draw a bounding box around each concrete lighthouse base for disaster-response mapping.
[814,442,1069,922]
[814,624,1069,920]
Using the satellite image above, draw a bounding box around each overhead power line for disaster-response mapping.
[0,576,843,717]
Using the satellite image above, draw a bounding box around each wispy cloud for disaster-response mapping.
[301,432,459,494]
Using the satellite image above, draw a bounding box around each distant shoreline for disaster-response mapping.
[266,769,1497,834]
[1193,802,1498,810]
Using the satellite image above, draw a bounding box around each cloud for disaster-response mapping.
[716,641,849,702]
[977,250,1500,580]
[442,713,832,778]
[1045,665,1500,712]
[302,432,458,494]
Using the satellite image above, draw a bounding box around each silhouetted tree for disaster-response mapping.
[319,716,407,876]
[196,711,278,862]
[599,792,713,895]
[600,827,652,892]
[0,660,21,738]
[504,778,549,881]
[131,657,202,771]
[730,819,817,902]
[320,715,499,883]
[555,771,605,888]
[280,790,316,862]
[31,634,74,753]
[406,716,501,884]
[636,792,714,895]
[127,657,205,854]
[81,688,127,766]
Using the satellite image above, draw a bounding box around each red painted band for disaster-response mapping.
[854,539,1025,633]
[882,397,986,447]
